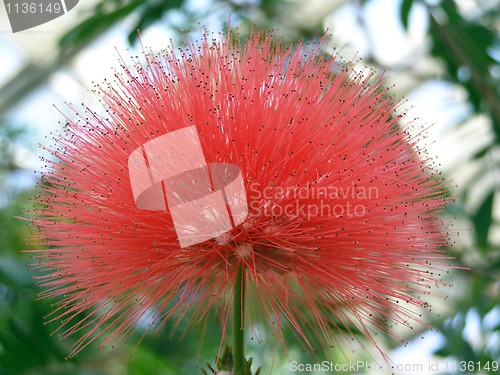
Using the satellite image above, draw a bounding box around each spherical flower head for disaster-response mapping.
[29,29,451,360]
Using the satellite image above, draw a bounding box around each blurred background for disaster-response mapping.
[0,0,499,374]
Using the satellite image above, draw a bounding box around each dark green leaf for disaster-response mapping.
[472,190,495,250]
[127,0,185,45]
[471,144,491,160]
[400,0,413,30]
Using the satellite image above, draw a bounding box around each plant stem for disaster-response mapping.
[233,266,245,375]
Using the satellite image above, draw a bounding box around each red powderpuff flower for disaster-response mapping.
[29,30,451,360]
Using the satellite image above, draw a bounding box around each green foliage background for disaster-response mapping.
[0,0,498,374]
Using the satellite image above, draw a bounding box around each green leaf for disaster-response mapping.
[471,144,491,160]
[59,0,145,50]
[400,0,413,30]
[472,190,495,251]
[429,1,500,141]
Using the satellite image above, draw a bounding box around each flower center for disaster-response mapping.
[234,242,253,259]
